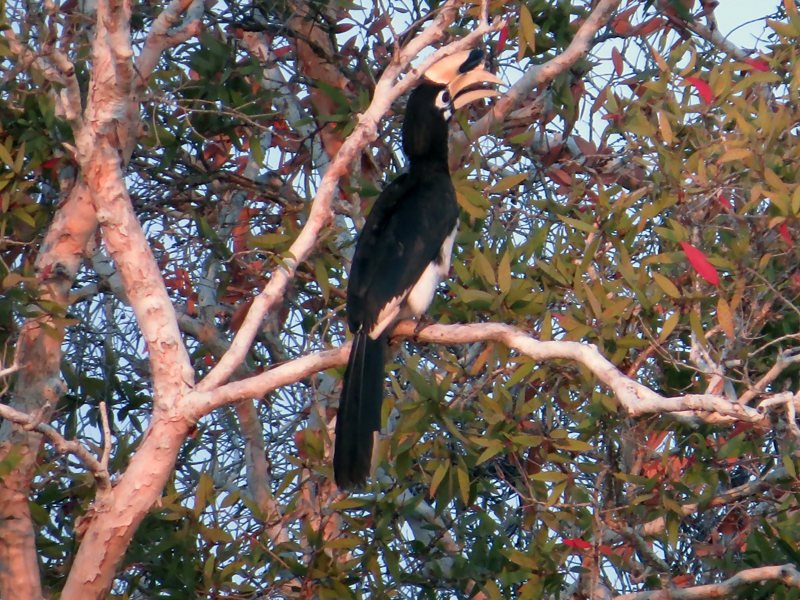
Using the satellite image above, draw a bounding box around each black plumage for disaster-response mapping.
[334,50,502,489]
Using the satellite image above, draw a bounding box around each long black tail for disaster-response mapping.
[334,332,386,489]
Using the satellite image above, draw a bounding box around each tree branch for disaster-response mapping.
[613,564,800,599]
[0,403,110,489]
[450,0,621,164]
[188,321,790,426]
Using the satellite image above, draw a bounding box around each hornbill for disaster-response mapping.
[334,49,503,489]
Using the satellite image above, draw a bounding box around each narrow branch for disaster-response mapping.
[196,3,502,393]
[0,403,110,489]
[684,19,749,61]
[137,0,202,82]
[452,0,621,156]
[186,344,350,422]
[613,563,800,599]
[99,401,111,472]
[740,348,800,404]
[0,362,19,379]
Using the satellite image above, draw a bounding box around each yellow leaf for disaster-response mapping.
[488,172,528,193]
[718,148,753,163]
[0,144,13,168]
[473,251,496,286]
[764,167,789,193]
[652,272,681,298]
[659,312,679,342]
[429,462,448,498]
[457,457,470,503]
[657,110,673,144]
[519,4,536,59]
[647,41,670,72]
[497,251,511,294]
[717,297,735,340]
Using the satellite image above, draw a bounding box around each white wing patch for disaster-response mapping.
[367,226,457,339]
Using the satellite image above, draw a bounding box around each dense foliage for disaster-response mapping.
[2,0,800,598]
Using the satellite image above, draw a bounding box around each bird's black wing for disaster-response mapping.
[346,171,459,335]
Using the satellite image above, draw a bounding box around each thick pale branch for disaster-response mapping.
[613,564,800,599]
[197,3,502,392]
[187,344,350,422]
[86,146,194,408]
[188,321,783,426]
[103,0,134,97]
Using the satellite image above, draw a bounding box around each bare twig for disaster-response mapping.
[0,403,110,489]
[740,348,800,405]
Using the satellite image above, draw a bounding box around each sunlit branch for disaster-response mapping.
[189,321,792,426]
[613,563,800,599]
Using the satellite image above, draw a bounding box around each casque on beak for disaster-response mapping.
[424,49,505,110]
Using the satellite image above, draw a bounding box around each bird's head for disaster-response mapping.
[423,48,504,121]
[403,49,504,163]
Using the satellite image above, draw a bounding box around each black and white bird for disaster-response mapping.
[334,49,503,489]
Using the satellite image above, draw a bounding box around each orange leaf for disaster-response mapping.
[637,17,666,36]
[680,242,719,286]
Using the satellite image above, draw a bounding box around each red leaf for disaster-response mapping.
[563,538,592,549]
[744,57,769,72]
[680,242,719,286]
[780,222,793,246]
[498,23,509,53]
[272,45,291,58]
[684,76,714,103]
[611,46,623,77]
[637,17,666,36]
[718,193,733,210]
[335,23,355,34]
[41,157,60,169]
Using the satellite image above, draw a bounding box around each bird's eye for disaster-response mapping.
[441,90,451,104]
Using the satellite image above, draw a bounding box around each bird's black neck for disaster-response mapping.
[403,82,450,174]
